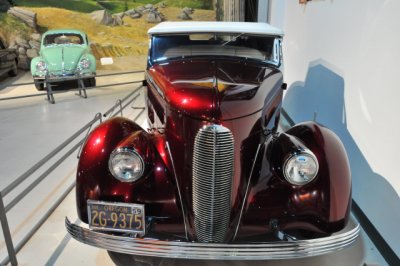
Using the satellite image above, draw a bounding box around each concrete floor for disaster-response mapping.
[0,71,388,265]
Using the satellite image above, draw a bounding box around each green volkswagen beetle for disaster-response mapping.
[31,29,96,91]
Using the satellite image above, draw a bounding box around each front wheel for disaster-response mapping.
[8,60,18,77]
[34,80,45,91]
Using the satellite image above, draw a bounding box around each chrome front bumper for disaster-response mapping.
[66,217,360,260]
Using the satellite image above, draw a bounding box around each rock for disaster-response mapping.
[130,12,141,19]
[17,55,30,70]
[9,39,16,47]
[145,4,153,9]
[135,6,145,13]
[142,8,151,14]
[124,8,136,16]
[182,7,194,14]
[159,2,166,8]
[26,48,38,58]
[90,9,113,25]
[30,33,41,42]
[114,12,125,19]
[18,47,26,55]
[178,11,192,20]
[15,36,30,48]
[29,40,40,49]
[113,14,123,26]
[146,11,163,23]
[7,7,37,29]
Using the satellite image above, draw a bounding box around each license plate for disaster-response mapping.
[87,200,145,234]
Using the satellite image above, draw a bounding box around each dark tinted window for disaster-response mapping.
[151,34,276,63]
[43,33,84,46]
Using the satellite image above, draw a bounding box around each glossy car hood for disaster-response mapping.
[41,45,86,72]
[148,58,282,120]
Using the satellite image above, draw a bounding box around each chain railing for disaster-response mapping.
[0,70,145,104]
[0,81,145,265]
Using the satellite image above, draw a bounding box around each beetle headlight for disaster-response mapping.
[79,58,90,69]
[36,61,47,72]
[108,148,144,182]
[283,151,319,185]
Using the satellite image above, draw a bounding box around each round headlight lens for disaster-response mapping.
[79,58,90,69]
[36,61,47,71]
[108,148,144,182]
[283,152,319,185]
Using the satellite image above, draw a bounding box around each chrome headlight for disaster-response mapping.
[79,58,90,69]
[283,151,319,185]
[108,148,144,182]
[36,61,47,72]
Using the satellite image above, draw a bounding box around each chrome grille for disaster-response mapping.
[192,124,234,243]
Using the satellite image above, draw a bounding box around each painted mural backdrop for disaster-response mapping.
[0,0,216,70]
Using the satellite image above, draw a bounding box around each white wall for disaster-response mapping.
[269,0,400,256]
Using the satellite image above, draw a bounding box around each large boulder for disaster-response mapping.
[30,33,41,42]
[113,14,124,26]
[146,10,163,23]
[18,47,26,55]
[26,48,38,59]
[125,8,141,19]
[135,6,145,13]
[15,36,30,48]
[178,11,192,20]
[28,40,40,49]
[182,7,194,14]
[90,9,113,25]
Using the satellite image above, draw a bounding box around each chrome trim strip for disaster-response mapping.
[233,143,262,240]
[165,141,189,240]
[66,217,360,260]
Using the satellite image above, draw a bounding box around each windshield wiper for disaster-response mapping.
[221,33,245,46]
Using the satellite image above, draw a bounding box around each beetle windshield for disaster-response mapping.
[43,33,84,46]
[151,33,280,65]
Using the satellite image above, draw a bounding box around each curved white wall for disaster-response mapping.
[270,0,400,256]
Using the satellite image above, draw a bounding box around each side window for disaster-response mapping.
[0,39,5,49]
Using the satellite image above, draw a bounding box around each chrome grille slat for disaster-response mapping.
[192,124,234,243]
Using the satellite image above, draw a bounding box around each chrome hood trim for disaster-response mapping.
[66,217,360,260]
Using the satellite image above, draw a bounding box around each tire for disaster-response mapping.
[34,80,45,91]
[83,77,96,88]
[8,60,18,77]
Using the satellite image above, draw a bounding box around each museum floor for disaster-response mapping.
[0,71,386,265]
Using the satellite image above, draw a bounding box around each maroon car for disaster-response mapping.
[66,22,359,261]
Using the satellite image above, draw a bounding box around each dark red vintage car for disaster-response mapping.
[66,22,359,261]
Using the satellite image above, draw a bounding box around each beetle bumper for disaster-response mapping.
[65,217,360,260]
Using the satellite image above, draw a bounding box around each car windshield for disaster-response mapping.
[43,33,84,46]
[151,33,279,65]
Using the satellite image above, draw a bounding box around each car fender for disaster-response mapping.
[272,121,351,228]
[78,53,96,74]
[30,56,42,76]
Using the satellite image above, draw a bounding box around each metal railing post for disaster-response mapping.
[45,76,55,104]
[77,75,87,99]
[0,192,18,266]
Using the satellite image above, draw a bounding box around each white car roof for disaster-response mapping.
[148,22,284,37]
